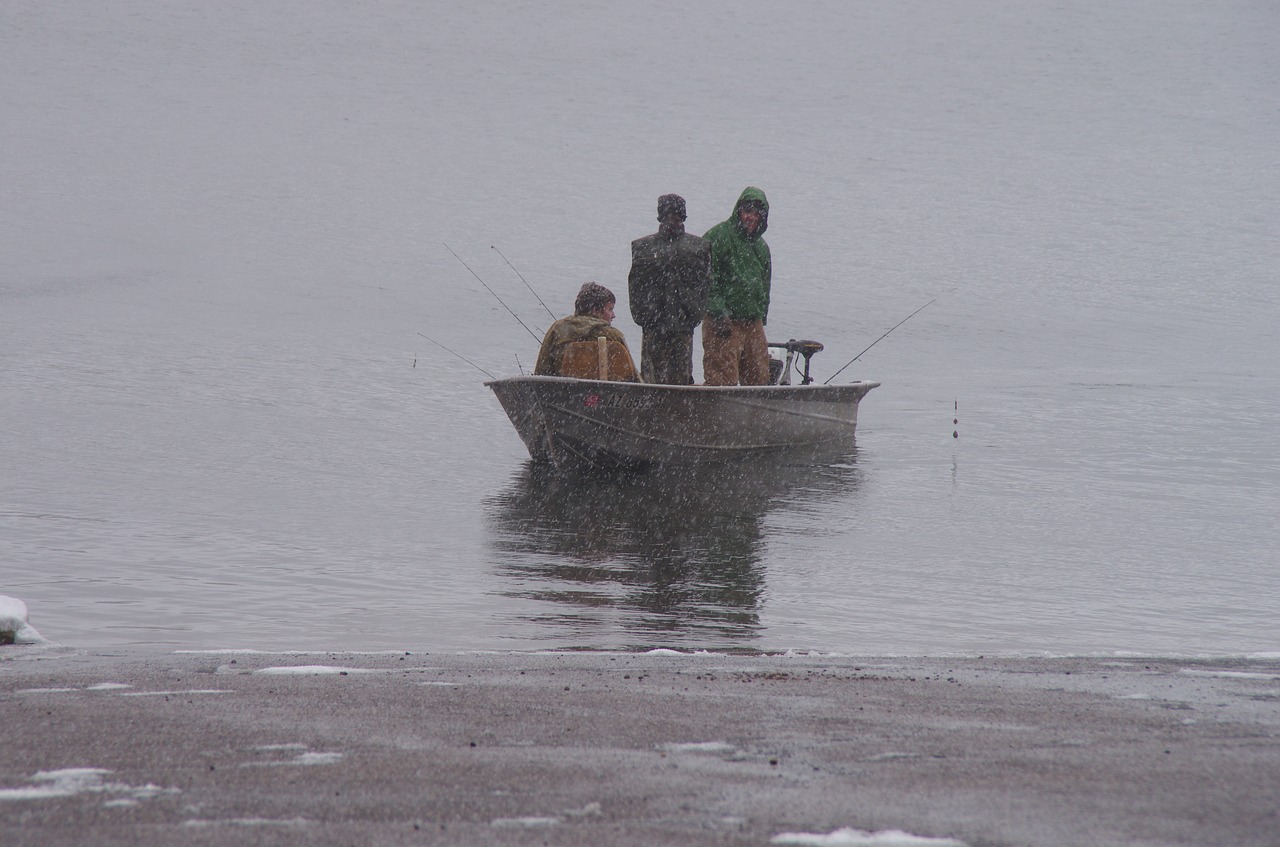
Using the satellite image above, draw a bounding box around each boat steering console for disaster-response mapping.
[767,339,825,385]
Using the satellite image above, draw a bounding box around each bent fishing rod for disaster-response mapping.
[443,243,542,343]
[823,298,936,384]
[492,245,556,322]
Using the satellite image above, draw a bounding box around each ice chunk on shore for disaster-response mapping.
[0,595,43,644]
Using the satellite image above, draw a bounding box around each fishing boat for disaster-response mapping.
[486,339,879,470]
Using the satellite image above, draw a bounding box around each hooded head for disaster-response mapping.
[731,186,769,238]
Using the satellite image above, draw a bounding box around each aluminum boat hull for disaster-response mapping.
[486,376,880,469]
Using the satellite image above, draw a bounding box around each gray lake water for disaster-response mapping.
[3,1,1277,656]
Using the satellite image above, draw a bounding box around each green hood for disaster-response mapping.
[730,186,769,238]
[702,187,772,322]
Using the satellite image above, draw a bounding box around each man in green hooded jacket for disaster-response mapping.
[701,187,772,385]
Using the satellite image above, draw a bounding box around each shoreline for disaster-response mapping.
[3,648,1278,846]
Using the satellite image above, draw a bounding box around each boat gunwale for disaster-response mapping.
[484,374,882,395]
[484,374,880,468]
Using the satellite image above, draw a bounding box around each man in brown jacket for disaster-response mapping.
[534,282,638,381]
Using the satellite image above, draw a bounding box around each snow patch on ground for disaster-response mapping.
[659,741,738,755]
[0,768,177,805]
[117,689,233,697]
[253,665,380,675]
[1180,669,1280,681]
[15,684,227,696]
[772,828,969,846]
[489,801,603,827]
[863,752,920,762]
[181,817,312,828]
[491,816,561,827]
[239,746,343,768]
[177,649,413,656]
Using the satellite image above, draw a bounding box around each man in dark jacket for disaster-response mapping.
[628,194,712,384]
[702,187,771,386]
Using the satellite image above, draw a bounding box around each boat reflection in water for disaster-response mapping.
[483,448,863,651]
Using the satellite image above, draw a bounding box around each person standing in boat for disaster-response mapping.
[701,187,772,386]
[533,282,639,381]
[627,193,712,385]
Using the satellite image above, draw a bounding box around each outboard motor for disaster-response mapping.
[767,339,824,385]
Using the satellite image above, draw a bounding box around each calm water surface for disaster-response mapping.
[3,1,1277,656]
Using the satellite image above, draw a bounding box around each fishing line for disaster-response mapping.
[824,298,937,384]
[443,243,543,343]
[492,245,556,321]
[417,332,495,379]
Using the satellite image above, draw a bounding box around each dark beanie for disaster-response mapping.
[574,282,615,316]
[657,194,687,220]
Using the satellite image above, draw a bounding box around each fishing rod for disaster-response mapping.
[823,298,937,384]
[492,245,556,321]
[417,332,496,379]
[443,243,542,344]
